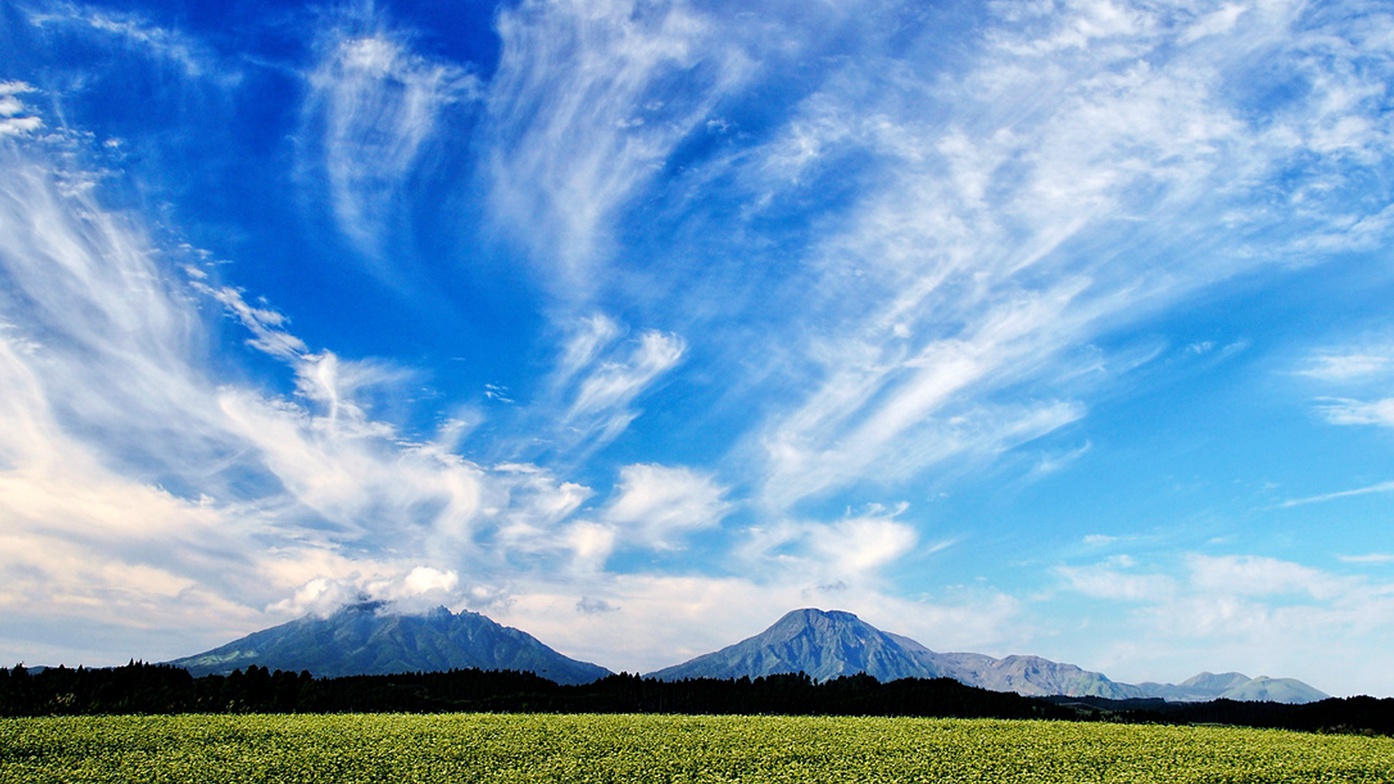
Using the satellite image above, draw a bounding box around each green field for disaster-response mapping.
[2,714,1391,783]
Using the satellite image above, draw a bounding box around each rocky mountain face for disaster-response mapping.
[647,608,1327,704]
[165,602,611,685]
[646,609,946,683]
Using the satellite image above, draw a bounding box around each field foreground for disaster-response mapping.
[2,713,1392,783]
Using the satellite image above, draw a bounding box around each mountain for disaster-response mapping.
[647,608,1142,699]
[647,608,948,683]
[1136,672,1330,703]
[647,608,1326,704]
[165,602,611,685]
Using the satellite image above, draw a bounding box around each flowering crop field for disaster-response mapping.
[2,713,1391,783]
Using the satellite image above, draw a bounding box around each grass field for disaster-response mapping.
[2,713,1392,783]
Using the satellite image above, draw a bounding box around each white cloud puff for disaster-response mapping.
[602,463,731,550]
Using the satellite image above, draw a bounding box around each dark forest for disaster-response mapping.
[3,662,1393,737]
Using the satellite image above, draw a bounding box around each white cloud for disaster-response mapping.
[217,388,485,543]
[563,521,618,573]
[1056,561,1177,602]
[569,330,687,419]
[1297,345,1394,382]
[0,81,42,137]
[1180,3,1248,44]
[192,281,308,360]
[482,464,593,561]
[1059,553,1349,604]
[1315,397,1394,428]
[601,463,730,550]
[1297,342,1394,432]
[1186,554,1345,600]
[554,314,624,388]
[737,505,920,587]
[807,516,919,576]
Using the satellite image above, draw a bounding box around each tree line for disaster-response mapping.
[3,662,1392,736]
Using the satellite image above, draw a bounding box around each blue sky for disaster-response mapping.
[2,0,1392,696]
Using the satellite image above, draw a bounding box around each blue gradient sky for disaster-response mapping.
[2,0,1393,696]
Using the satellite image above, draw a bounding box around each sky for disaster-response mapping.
[1,0,1392,697]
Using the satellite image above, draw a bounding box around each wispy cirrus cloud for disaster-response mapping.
[1296,340,1394,430]
[484,0,751,297]
[1298,348,1394,382]
[1276,479,1394,509]
[0,120,581,658]
[0,132,280,654]
[1339,553,1394,565]
[301,20,479,258]
[723,0,1394,510]
[1314,398,1394,428]
[540,314,686,458]
[0,95,730,668]
[26,2,229,82]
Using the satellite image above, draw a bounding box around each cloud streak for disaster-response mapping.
[484,0,751,296]
[27,2,228,81]
[534,315,687,459]
[302,19,479,258]
[1277,479,1394,509]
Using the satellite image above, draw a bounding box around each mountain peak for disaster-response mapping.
[333,599,389,616]
[648,607,939,683]
[1179,671,1251,691]
[769,608,868,633]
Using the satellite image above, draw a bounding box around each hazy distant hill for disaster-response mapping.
[165,602,610,685]
[1136,671,1329,703]
[647,608,1327,704]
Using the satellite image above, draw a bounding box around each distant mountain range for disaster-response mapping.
[645,608,1327,704]
[165,601,610,686]
[167,604,1327,703]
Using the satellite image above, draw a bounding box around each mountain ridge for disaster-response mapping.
[646,608,1327,704]
[165,601,611,686]
[168,604,1327,703]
